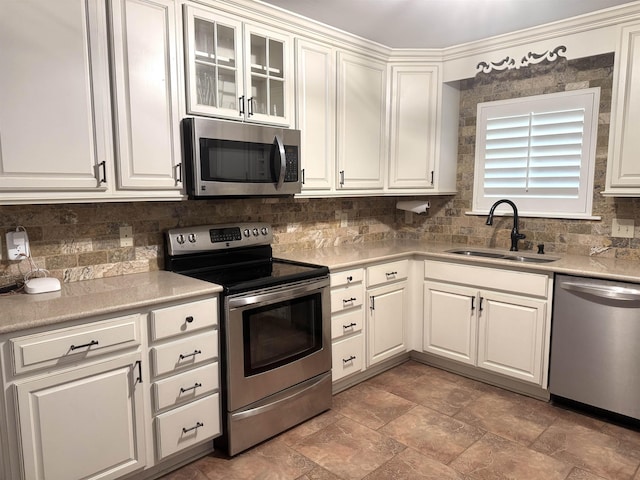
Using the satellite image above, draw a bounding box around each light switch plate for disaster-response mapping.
[612,218,634,238]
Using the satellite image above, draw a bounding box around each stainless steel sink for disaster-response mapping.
[446,249,558,263]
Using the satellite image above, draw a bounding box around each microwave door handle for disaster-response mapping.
[273,134,286,190]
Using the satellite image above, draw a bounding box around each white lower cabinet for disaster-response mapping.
[14,354,146,480]
[149,298,221,461]
[329,268,365,382]
[423,260,551,386]
[4,314,146,480]
[0,295,221,480]
[329,260,411,384]
[366,260,409,367]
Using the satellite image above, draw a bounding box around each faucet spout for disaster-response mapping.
[486,199,526,251]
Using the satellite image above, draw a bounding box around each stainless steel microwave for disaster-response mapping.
[182,117,301,197]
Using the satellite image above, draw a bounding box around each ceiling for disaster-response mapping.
[256,0,637,48]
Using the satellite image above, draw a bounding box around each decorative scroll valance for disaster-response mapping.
[476,45,567,75]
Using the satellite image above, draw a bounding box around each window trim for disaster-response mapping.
[470,88,601,220]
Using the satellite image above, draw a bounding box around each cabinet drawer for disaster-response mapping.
[330,283,364,313]
[153,362,219,413]
[332,334,364,382]
[11,314,141,375]
[331,308,364,340]
[155,393,221,460]
[151,330,218,377]
[330,268,364,288]
[151,297,218,341]
[424,260,549,297]
[367,260,409,287]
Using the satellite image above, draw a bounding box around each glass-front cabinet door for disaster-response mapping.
[184,5,292,126]
[184,5,244,120]
[245,26,289,125]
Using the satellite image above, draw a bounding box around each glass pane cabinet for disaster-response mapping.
[185,5,244,119]
[184,5,291,126]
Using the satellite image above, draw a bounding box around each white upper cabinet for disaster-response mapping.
[337,51,387,190]
[0,0,112,193]
[184,5,293,126]
[295,38,336,192]
[109,0,183,192]
[388,65,439,190]
[604,21,640,196]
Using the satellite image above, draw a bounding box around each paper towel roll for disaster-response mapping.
[396,200,430,214]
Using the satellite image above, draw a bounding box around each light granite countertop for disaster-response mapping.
[3,240,639,336]
[0,271,221,335]
[276,240,640,284]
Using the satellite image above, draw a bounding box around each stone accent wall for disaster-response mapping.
[2,53,640,288]
[399,53,640,260]
[0,197,398,286]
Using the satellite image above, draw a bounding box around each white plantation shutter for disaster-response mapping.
[473,88,600,218]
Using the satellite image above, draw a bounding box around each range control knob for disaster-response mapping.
[252,228,259,236]
[188,233,197,243]
[176,234,185,245]
[261,227,268,235]
[243,229,250,238]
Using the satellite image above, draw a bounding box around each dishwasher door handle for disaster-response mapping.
[560,281,640,301]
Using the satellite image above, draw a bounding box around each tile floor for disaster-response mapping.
[161,361,640,480]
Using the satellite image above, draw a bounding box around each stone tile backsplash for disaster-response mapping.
[1,53,639,287]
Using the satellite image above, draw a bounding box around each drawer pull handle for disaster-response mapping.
[385,271,398,277]
[346,275,353,282]
[179,349,202,360]
[185,316,194,323]
[343,355,356,364]
[70,340,99,351]
[182,421,204,434]
[342,297,357,304]
[180,382,202,394]
[343,322,357,329]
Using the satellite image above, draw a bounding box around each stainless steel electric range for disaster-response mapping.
[165,223,332,455]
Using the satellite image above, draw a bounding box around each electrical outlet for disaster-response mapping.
[6,230,29,260]
[119,226,134,247]
[612,218,634,238]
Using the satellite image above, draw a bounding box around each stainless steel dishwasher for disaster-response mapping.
[549,274,640,421]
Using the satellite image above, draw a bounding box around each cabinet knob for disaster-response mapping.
[185,315,194,323]
[346,275,353,282]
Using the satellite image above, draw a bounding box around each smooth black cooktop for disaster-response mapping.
[165,245,329,294]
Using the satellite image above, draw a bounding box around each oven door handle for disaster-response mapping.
[272,134,286,191]
[227,278,329,309]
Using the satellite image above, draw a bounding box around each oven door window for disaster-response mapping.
[243,292,323,376]
[200,138,277,183]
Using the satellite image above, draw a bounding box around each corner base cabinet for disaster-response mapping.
[423,260,552,387]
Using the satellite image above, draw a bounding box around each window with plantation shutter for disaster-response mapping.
[472,88,601,219]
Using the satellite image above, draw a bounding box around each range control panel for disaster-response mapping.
[166,223,273,255]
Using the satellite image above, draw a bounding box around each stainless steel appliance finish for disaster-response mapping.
[182,117,301,197]
[164,223,331,455]
[549,274,640,421]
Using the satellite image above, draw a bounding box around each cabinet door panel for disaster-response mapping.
[388,65,438,189]
[296,39,335,191]
[0,0,111,191]
[337,52,386,190]
[184,5,244,119]
[606,22,640,190]
[110,0,182,190]
[15,355,145,480]
[423,281,477,365]
[368,282,407,366]
[477,292,546,384]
